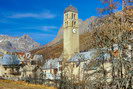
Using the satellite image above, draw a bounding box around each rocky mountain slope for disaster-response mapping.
[31,16,99,58]
[0,35,40,52]
[40,16,98,47]
[31,10,132,60]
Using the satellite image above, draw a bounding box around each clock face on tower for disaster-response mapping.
[72,29,76,34]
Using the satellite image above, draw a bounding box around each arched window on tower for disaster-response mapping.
[72,21,74,27]
[65,22,67,27]
[65,14,68,19]
[74,14,76,19]
[72,13,74,19]
[74,21,76,26]
[67,21,68,27]
[65,21,68,27]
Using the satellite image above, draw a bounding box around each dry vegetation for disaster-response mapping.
[31,42,63,60]
[0,80,57,89]
[31,9,132,60]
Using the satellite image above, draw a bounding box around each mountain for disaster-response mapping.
[31,16,99,59]
[31,10,132,60]
[41,16,98,47]
[0,35,40,52]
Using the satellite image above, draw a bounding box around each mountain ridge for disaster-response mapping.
[0,34,40,52]
[31,10,132,59]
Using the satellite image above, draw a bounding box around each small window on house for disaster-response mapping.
[31,61,36,65]
[59,67,62,71]
[5,67,7,70]
[59,62,62,65]
[73,63,75,67]
[54,68,58,75]
[50,69,52,73]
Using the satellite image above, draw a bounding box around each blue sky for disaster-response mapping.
[0,0,122,45]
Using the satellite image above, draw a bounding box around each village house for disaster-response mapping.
[0,54,20,80]
[31,55,44,66]
[65,49,97,80]
[66,43,133,83]
[19,54,44,80]
[42,58,62,80]
[64,48,111,82]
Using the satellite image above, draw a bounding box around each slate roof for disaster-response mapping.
[96,53,110,60]
[32,55,43,61]
[0,54,20,65]
[64,5,78,13]
[68,49,97,62]
[42,58,62,70]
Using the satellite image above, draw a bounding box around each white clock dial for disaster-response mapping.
[72,29,76,33]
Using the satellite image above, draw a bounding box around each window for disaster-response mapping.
[5,67,7,70]
[59,67,62,71]
[31,61,36,65]
[59,61,62,65]
[50,69,52,73]
[73,63,75,68]
[65,21,68,27]
[65,22,67,26]
[65,14,68,19]
[72,13,73,19]
[74,21,76,26]
[67,21,68,26]
[54,68,58,75]
[72,21,74,27]
[72,21,76,27]
[74,14,76,19]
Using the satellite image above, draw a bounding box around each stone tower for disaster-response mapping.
[63,5,79,61]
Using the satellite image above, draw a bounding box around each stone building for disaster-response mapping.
[0,54,20,79]
[63,5,79,61]
[19,54,44,80]
[65,49,97,81]
[42,58,62,80]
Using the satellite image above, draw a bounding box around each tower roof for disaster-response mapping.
[64,5,78,13]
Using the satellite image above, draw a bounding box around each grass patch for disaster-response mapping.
[0,80,57,89]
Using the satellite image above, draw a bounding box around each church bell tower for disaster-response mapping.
[63,5,79,60]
